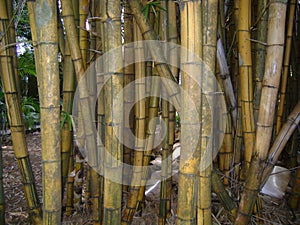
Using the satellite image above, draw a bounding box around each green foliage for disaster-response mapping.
[18,49,36,77]
[22,96,40,129]
[16,3,31,41]
[143,0,166,19]
[176,113,180,128]
[60,111,73,131]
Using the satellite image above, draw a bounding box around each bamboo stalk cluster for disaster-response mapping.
[0,0,299,225]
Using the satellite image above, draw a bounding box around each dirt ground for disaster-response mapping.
[1,132,300,224]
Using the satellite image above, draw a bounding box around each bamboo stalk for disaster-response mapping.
[159,6,172,218]
[177,1,202,224]
[216,38,237,130]
[158,1,172,223]
[275,0,296,135]
[198,1,219,224]
[127,0,180,111]
[122,16,146,225]
[218,112,233,186]
[34,0,62,223]
[122,1,135,192]
[232,0,242,184]
[95,2,105,224]
[253,0,269,122]
[139,71,161,206]
[79,0,89,68]
[238,0,255,179]
[159,90,172,225]
[0,1,42,224]
[212,170,237,221]
[261,100,300,184]
[65,148,75,216]
[5,0,20,98]
[101,1,123,224]
[61,17,76,195]
[0,136,5,224]
[235,1,288,223]
[166,0,178,217]
[289,167,300,209]
[61,1,100,221]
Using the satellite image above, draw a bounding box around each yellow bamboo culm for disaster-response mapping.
[275,0,296,135]
[35,0,62,223]
[198,0,219,224]
[101,0,123,224]
[235,0,288,224]
[122,17,146,225]
[238,0,255,179]
[0,1,42,223]
[177,1,202,224]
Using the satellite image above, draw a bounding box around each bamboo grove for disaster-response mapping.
[0,0,299,224]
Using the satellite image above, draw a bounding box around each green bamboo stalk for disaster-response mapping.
[61,16,75,195]
[211,170,237,221]
[235,1,288,223]
[65,147,75,216]
[123,1,135,192]
[1,1,42,224]
[253,0,269,122]
[5,0,21,98]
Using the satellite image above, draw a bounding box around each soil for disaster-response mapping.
[1,132,300,224]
